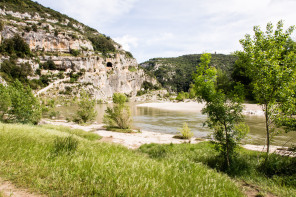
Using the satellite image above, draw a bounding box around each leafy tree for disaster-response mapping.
[73,90,97,124]
[88,34,115,53]
[0,84,11,121]
[103,93,132,129]
[238,21,296,155]
[6,80,41,124]
[193,53,248,169]
[0,34,31,58]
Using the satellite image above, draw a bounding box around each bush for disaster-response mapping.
[128,66,137,72]
[32,24,37,32]
[103,93,132,129]
[0,80,41,124]
[70,49,80,56]
[88,34,115,53]
[0,34,31,58]
[41,60,56,70]
[178,122,194,139]
[0,84,11,121]
[176,91,185,101]
[73,90,97,124]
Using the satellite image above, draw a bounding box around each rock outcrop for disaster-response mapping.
[0,6,157,100]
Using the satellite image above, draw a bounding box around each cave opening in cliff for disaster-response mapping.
[107,62,113,68]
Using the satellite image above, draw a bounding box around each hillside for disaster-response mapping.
[140,54,237,92]
[0,0,156,100]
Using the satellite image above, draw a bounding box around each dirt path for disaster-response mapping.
[36,77,70,96]
[0,178,43,197]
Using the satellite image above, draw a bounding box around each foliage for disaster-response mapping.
[0,20,4,31]
[70,49,80,57]
[73,90,97,124]
[178,122,193,139]
[125,51,133,58]
[0,34,31,58]
[0,84,11,120]
[238,21,296,155]
[175,91,189,101]
[128,66,137,72]
[193,53,248,169]
[103,93,132,129]
[40,60,56,70]
[0,59,32,82]
[0,80,41,124]
[87,34,115,53]
[140,54,237,92]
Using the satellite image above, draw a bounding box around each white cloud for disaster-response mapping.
[36,0,138,28]
[113,35,138,51]
[36,0,296,62]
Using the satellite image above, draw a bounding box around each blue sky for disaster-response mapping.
[36,0,296,63]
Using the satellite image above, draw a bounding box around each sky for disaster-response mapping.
[35,0,296,63]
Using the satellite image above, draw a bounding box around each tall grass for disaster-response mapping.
[0,123,243,196]
[139,143,296,197]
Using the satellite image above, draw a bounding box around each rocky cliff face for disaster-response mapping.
[0,7,157,100]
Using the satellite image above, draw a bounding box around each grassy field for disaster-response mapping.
[139,143,296,197]
[0,123,294,196]
[0,123,243,196]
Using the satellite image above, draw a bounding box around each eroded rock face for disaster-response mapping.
[0,9,157,99]
[40,54,157,99]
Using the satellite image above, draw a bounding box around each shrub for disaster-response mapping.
[70,49,80,56]
[32,24,37,32]
[125,51,133,58]
[73,90,97,124]
[0,80,41,124]
[176,91,185,101]
[88,34,115,53]
[0,84,11,121]
[128,66,137,72]
[103,93,132,129]
[0,34,31,58]
[178,122,194,139]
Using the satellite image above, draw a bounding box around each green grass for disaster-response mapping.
[0,123,243,196]
[40,124,102,141]
[139,143,296,197]
[105,126,139,133]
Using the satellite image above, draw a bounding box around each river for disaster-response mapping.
[56,102,296,146]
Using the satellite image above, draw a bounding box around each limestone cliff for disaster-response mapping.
[0,1,157,100]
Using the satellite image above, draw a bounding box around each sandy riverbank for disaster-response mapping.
[40,119,293,155]
[137,101,264,116]
[40,120,200,149]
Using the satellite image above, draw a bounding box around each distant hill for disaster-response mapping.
[140,54,237,92]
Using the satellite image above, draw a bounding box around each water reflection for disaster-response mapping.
[57,103,296,146]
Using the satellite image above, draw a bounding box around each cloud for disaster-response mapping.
[36,0,296,62]
[36,0,138,29]
[113,35,138,51]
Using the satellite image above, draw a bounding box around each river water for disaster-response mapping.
[57,103,296,146]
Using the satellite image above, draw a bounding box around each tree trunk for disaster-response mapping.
[224,123,230,169]
[265,103,270,157]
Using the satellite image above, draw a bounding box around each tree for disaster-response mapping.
[7,80,41,124]
[238,21,296,155]
[73,90,97,124]
[193,53,248,169]
[0,84,11,121]
[103,93,132,129]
